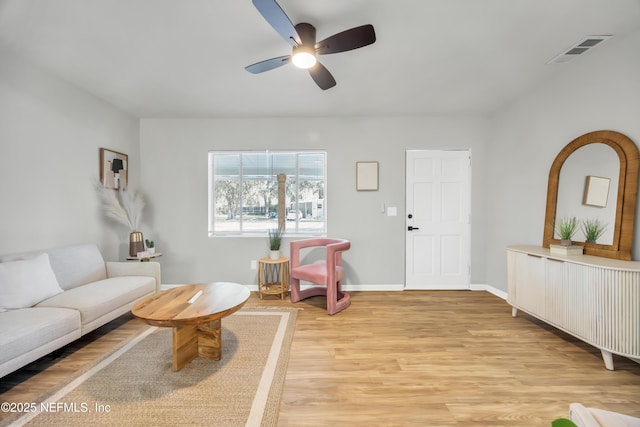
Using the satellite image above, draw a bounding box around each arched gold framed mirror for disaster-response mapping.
[543,130,639,260]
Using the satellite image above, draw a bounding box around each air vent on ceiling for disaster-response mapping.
[546,35,612,64]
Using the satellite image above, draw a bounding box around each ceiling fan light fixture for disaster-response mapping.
[292,45,316,69]
[246,0,376,89]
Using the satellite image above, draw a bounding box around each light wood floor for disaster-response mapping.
[2,291,639,426]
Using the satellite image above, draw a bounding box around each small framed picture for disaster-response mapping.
[356,161,379,191]
[100,148,128,190]
[583,175,610,207]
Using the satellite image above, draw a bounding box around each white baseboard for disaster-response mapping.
[342,283,405,291]
[160,284,182,289]
[470,283,508,300]
[228,283,405,292]
[161,282,508,299]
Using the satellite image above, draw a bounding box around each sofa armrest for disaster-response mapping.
[570,403,602,427]
[105,261,161,292]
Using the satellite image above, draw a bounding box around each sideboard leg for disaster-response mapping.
[511,307,518,317]
[601,350,615,370]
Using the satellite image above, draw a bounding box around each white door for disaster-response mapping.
[405,150,471,289]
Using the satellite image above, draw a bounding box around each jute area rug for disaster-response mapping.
[4,307,297,427]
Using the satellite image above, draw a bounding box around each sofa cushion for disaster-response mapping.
[570,403,601,427]
[0,307,81,366]
[0,253,64,309]
[46,244,108,290]
[36,276,155,327]
[570,403,640,427]
[591,408,640,427]
[0,244,108,291]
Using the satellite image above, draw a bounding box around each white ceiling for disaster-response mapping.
[1,0,639,118]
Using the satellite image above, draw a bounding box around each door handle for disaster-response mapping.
[407,226,420,231]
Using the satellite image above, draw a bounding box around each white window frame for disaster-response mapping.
[208,150,327,237]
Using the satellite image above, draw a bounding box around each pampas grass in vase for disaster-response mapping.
[96,183,146,256]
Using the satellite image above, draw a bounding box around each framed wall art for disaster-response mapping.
[100,148,128,190]
[583,175,610,208]
[356,161,379,191]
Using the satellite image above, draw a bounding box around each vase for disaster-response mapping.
[270,250,280,260]
[560,239,572,246]
[129,231,145,257]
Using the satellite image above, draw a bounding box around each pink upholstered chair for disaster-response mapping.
[289,238,351,315]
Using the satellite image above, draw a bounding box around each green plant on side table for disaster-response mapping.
[267,226,284,260]
[145,239,155,254]
[555,216,579,245]
[582,218,606,243]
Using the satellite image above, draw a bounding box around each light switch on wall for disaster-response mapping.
[387,207,397,216]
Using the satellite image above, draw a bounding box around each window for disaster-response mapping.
[208,151,326,236]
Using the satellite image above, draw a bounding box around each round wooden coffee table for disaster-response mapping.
[131,282,250,371]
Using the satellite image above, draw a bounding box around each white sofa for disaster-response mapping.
[570,403,640,427]
[0,243,160,378]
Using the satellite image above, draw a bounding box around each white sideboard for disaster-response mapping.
[507,245,640,370]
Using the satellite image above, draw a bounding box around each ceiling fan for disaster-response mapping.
[245,0,376,90]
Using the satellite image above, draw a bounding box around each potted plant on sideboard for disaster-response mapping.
[555,216,579,246]
[582,218,606,244]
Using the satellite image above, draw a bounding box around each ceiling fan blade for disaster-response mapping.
[245,55,291,74]
[252,0,300,46]
[315,24,376,55]
[308,62,336,90]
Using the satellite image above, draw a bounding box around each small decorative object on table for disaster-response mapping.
[95,183,146,257]
[145,239,156,254]
[267,225,284,260]
[130,231,144,257]
[550,244,584,256]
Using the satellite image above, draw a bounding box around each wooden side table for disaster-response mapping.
[258,257,290,300]
[126,252,162,262]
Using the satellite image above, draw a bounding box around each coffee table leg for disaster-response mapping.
[197,319,222,360]
[172,325,199,371]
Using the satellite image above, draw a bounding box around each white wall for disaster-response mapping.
[486,29,640,292]
[140,116,489,286]
[0,46,140,260]
[6,28,638,293]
